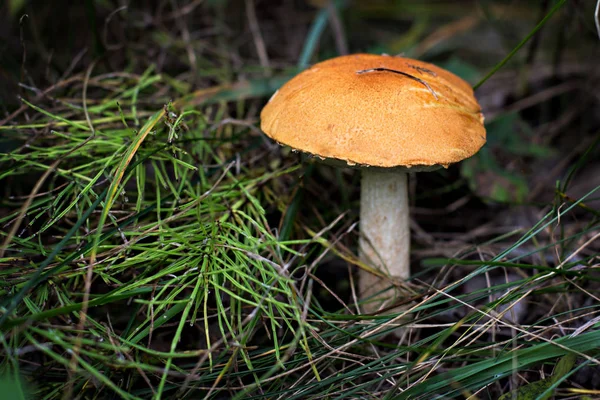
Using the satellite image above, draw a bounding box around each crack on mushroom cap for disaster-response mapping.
[356,67,439,100]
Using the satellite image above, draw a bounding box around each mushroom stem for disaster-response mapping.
[358,168,410,311]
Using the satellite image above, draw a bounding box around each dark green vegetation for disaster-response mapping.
[1,1,599,399]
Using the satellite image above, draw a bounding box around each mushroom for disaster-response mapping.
[260,54,486,313]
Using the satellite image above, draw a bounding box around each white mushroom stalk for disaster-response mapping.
[358,168,409,311]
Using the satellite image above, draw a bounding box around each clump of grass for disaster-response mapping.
[0,66,324,398]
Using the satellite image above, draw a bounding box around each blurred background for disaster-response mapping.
[2,0,599,208]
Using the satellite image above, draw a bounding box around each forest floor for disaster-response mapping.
[0,1,599,399]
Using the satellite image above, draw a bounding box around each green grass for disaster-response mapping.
[0,69,320,396]
[1,0,600,399]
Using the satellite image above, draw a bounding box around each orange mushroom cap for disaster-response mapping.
[260,53,486,168]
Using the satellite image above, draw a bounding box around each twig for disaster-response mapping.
[103,6,128,51]
[596,0,600,40]
[170,0,197,75]
[556,231,600,270]
[164,0,204,19]
[0,158,62,258]
[0,75,82,127]
[356,68,439,100]
[246,0,270,71]
[327,1,348,55]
